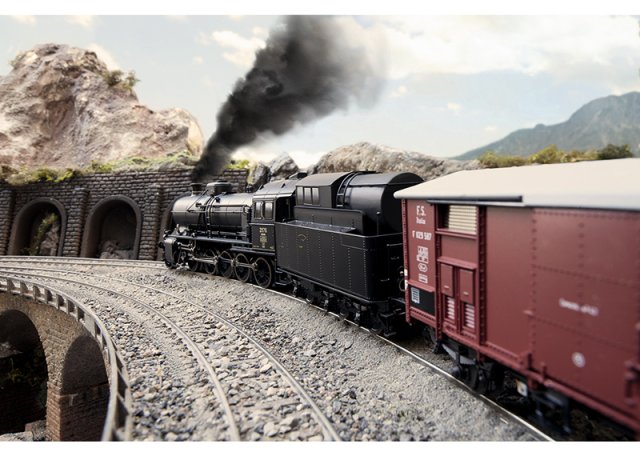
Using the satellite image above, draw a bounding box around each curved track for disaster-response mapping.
[0,258,341,441]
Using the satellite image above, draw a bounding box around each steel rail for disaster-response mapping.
[0,256,163,269]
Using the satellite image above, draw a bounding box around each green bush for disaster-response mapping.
[86,160,115,173]
[27,212,59,256]
[478,151,527,168]
[561,149,598,163]
[6,166,78,185]
[123,71,139,91]
[101,69,139,93]
[597,144,633,160]
[528,145,564,164]
[226,159,252,170]
[102,69,124,87]
[478,143,635,169]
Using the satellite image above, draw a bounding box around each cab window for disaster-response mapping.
[264,201,273,219]
[254,201,264,219]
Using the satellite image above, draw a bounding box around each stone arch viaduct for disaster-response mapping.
[0,277,131,440]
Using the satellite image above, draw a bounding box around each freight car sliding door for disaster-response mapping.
[529,208,640,416]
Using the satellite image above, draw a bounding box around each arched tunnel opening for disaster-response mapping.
[0,310,48,437]
[8,200,64,257]
[82,198,140,260]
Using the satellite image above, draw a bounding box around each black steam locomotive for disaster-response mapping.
[161,171,423,335]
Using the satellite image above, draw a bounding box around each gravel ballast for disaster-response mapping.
[130,267,536,441]
[0,260,538,441]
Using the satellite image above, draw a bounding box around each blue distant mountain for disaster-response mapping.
[457,92,640,160]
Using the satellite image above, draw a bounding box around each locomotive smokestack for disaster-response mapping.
[190,183,206,195]
[191,16,382,182]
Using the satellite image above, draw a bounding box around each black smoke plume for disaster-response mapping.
[192,16,382,181]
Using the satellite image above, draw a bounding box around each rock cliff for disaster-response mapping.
[308,142,480,180]
[0,44,203,170]
[251,152,300,189]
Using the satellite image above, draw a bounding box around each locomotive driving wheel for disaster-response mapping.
[234,253,252,283]
[202,249,218,275]
[253,257,273,288]
[218,251,234,278]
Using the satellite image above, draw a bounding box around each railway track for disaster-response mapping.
[1,256,561,440]
[0,259,341,441]
[1,266,236,440]
[0,255,164,270]
[164,266,550,440]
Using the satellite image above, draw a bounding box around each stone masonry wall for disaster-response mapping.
[0,168,248,260]
[47,383,109,441]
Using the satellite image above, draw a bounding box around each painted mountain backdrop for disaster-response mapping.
[458,92,640,160]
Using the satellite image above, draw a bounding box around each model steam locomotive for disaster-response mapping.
[161,159,640,438]
[162,171,423,336]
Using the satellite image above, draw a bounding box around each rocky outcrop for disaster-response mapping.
[0,43,203,170]
[308,142,480,180]
[251,152,300,189]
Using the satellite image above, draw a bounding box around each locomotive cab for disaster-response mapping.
[249,177,298,252]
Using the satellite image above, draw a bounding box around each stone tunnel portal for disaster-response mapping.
[82,196,141,259]
[8,198,66,257]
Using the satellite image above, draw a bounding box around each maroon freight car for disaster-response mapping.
[395,158,640,436]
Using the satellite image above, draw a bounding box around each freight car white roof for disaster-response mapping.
[394,158,640,211]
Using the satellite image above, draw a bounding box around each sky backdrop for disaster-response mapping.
[1,9,639,168]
